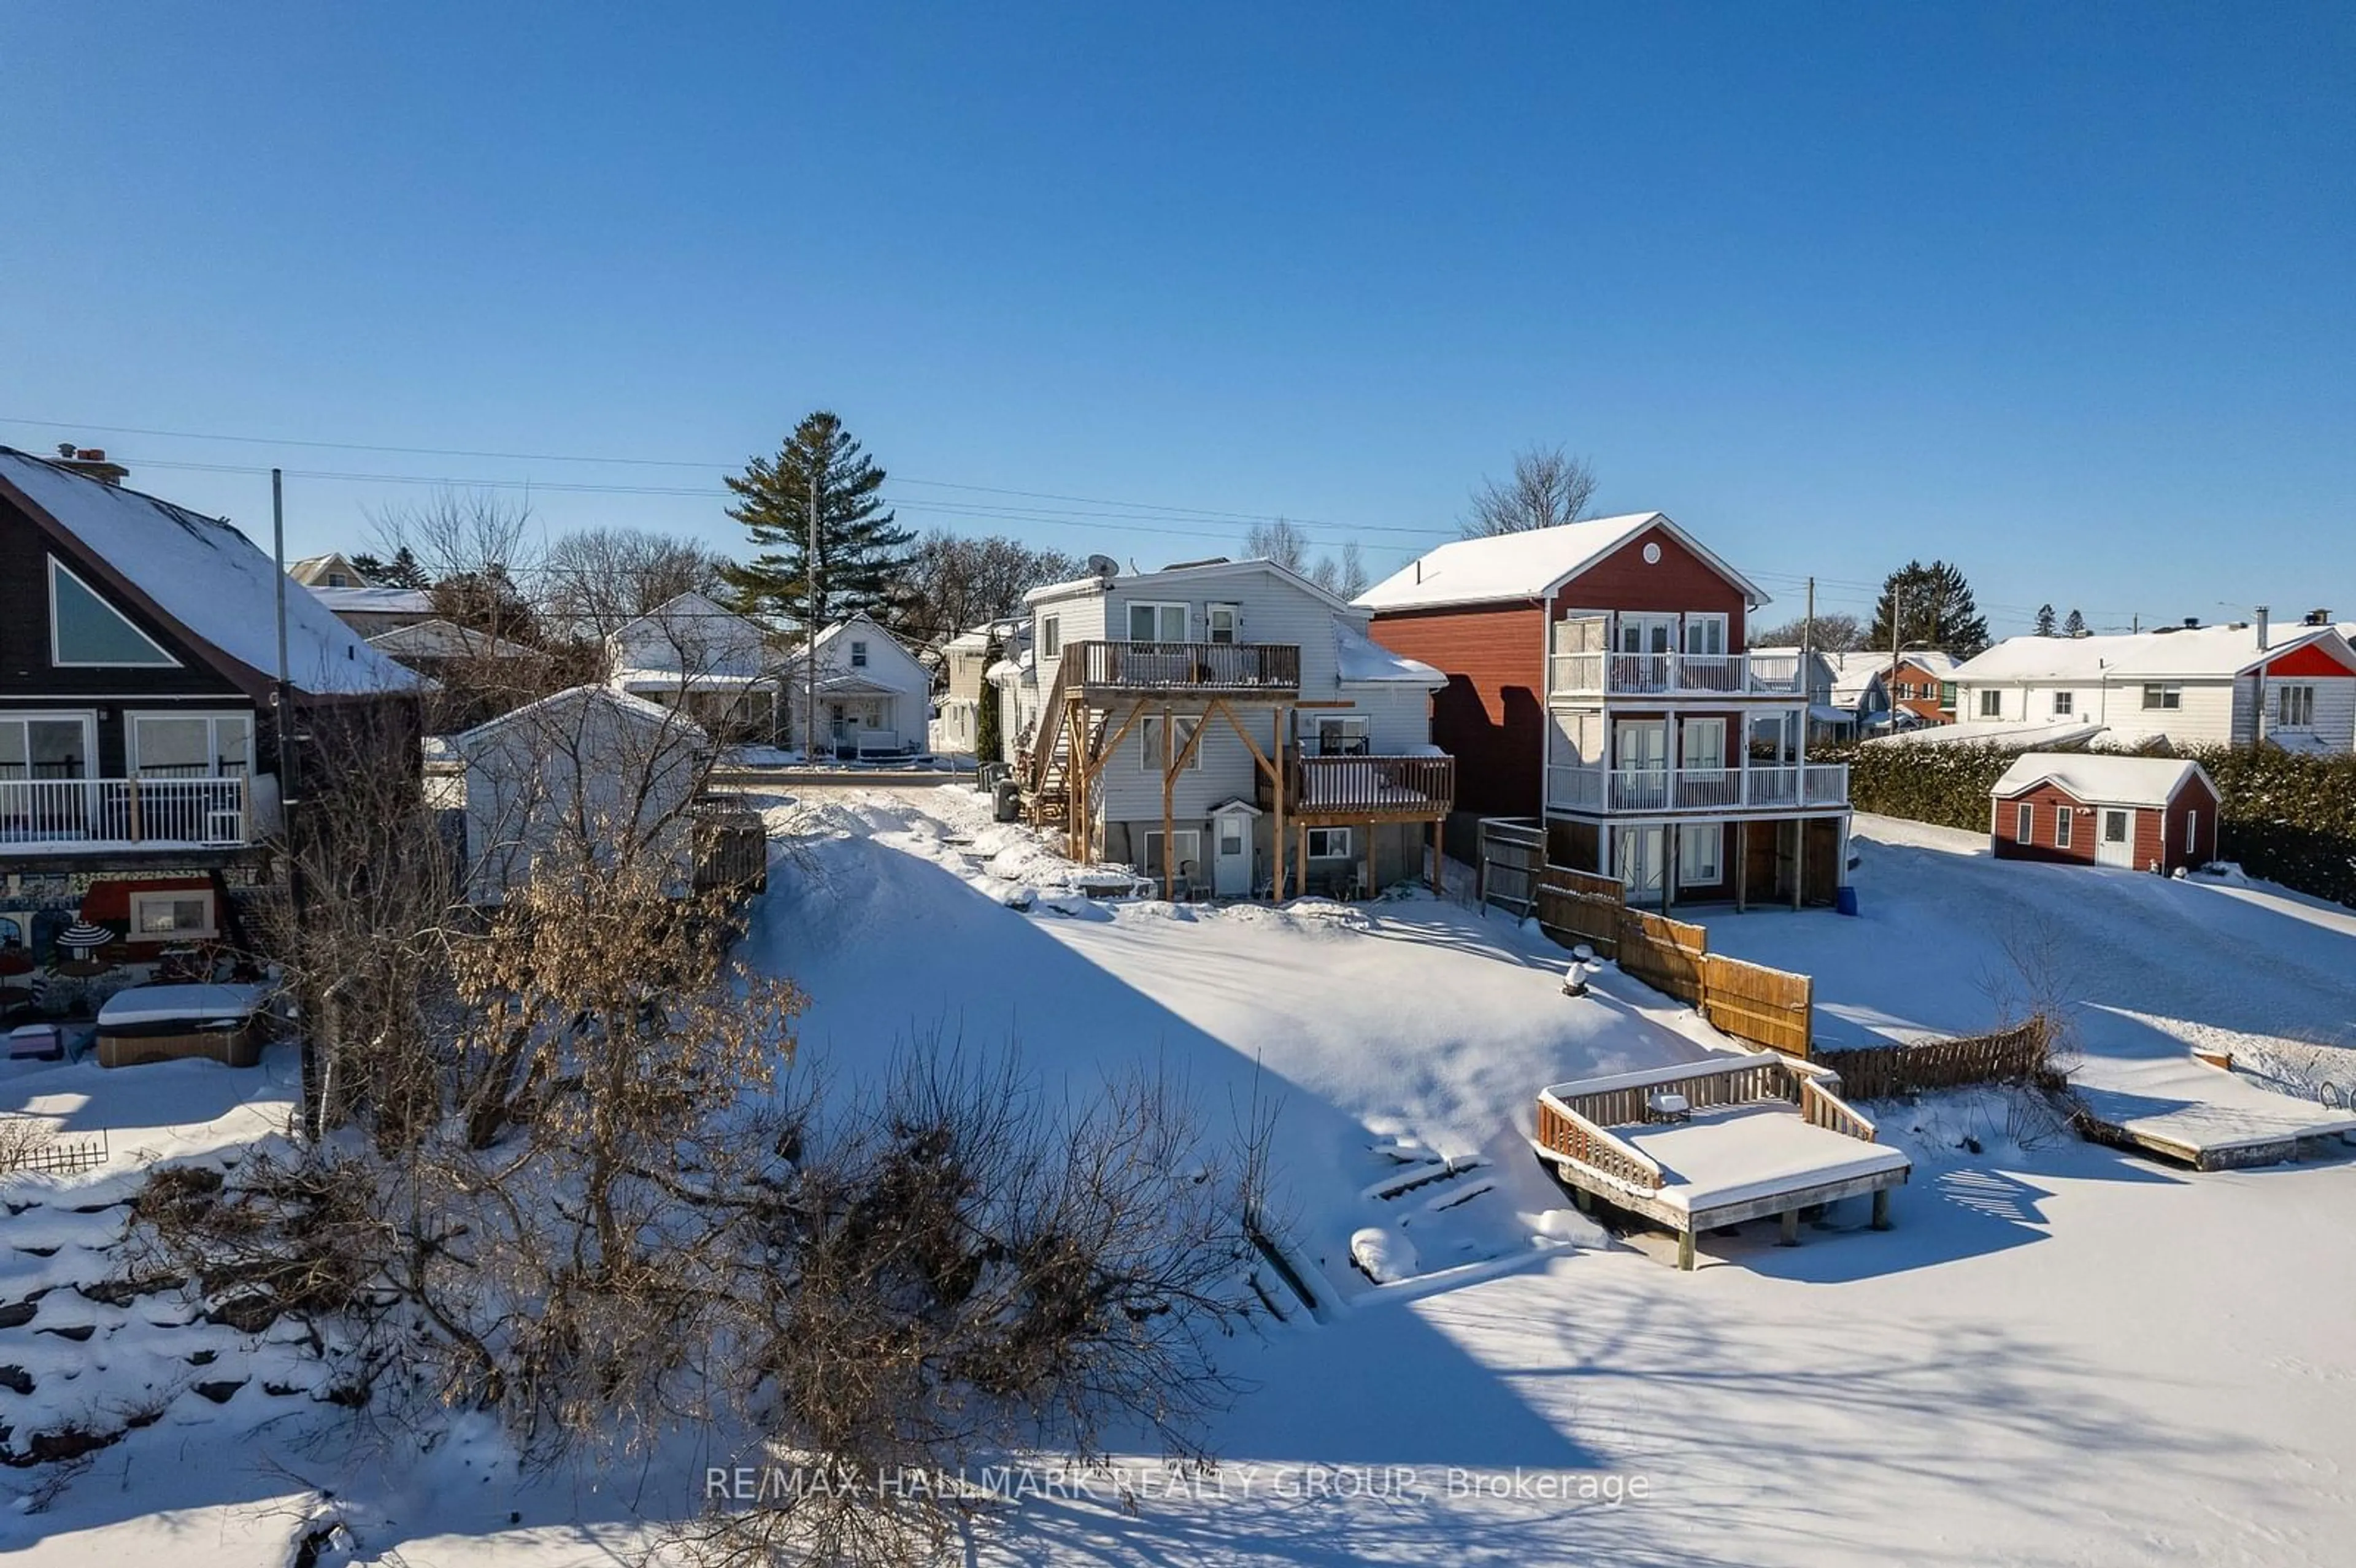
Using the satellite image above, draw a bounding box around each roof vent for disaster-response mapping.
[2304,608,2332,626]
[50,444,128,485]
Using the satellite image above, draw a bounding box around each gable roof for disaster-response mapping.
[1026,556,1364,615]
[453,683,707,753]
[608,590,765,647]
[1991,752,2215,809]
[787,612,931,692]
[309,584,435,617]
[368,618,549,663]
[1956,625,2356,685]
[1356,512,1769,614]
[288,551,373,587]
[0,447,422,700]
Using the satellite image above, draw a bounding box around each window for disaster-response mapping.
[1978,689,2002,718]
[325,572,351,588]
[49,558,179,668]
[2277,684,2316,728]
[1305,826,1352,859]
[2015,802,2035,844]
[2103,809,2130,844]
[1677,824,1720,884]
[1315,715,1370,756]
[0,715,93,780]
[130,712,252,777]
[1040,615,1061,659]
[1139,714,1204,771]
[2054,806,2072,848]
[2053,691,2074,717]
[1139,829,1202,878]
[1207,604,1241,645]
[850,639,869,668]
[1682,615,1727,656]
[1681,717,1727,771]
[1939,682,1956,710]
[1127,602,1189,643]
[129,889,218,940]
[2142,684,2181,710]
[2185,810,2199,855]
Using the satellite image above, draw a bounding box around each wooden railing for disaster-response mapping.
[1287,751,1454,817]
[1022,653,1078,793]
[1798,1077,1880,1142]
[1534,1096,1665,1191]
[0,776,251,848]
[1070,640,1301,693]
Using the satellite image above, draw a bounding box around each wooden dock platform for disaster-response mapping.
[1531,1055,1911,1270]
[2069,1053,2356,1172]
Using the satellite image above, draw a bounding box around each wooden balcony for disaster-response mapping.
[1546,763,1849,815]
[1281,749,1455,824]
[1548,650,1806,700]
[1069,640,1301,696]
[0,775,255,850]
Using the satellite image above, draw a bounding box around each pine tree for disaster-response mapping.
[975,635,1004,765]
[1867,560,1992,659]
[2063,608,2086,637]
[721,412,914,632]
[380,545,432,590]
[2035,604,2058,637]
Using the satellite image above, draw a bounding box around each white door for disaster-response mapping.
[1616,825,1665,901]
[2096,808,2136,867]
[1212,813,1252,897]
[1614,720,1669,810]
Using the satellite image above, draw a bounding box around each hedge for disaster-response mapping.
[1820,740,2356,909]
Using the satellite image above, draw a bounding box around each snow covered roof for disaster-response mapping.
[1992,752,2213,809]
[1898,649,1960,677]
[1868,719,2109,751]
[1955,625,2353,685]
[1356,512,1769,613]
[0,447,423,699]
[368,618,546,662]
[1334,619,1444,686]
[453,683,707,751]
[1820,651,1898,705]
[1025,556,1363,615]
[309,585,434,617]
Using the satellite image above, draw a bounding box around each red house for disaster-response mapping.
[1989,753,2220,874]
[1359,513,1850,909]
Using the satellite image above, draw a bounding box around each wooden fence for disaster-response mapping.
[1477,818,1546,918]
[1528,862,1817,1058]
[1812,1018,2056,1101]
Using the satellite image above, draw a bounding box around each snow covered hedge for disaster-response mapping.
[1827,742,2356,909]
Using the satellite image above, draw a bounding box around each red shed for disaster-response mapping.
[1990,753,2220,874]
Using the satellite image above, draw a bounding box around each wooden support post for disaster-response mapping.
[1571,1184,1593,1213]
[1792,819,1805,912]
[1677,1226,1696,1272]
[1363,820,1376,901]
[1735,820,1748,913]
[1779,1208,1800,1247]
[1271,708,1287,901]
[1432,817,1444,894]
[1663,824,1676,917]
[1160,704,1176,899]
[1871,1188,1892,1231]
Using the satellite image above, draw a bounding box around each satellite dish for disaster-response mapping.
[1086,554,1119,582]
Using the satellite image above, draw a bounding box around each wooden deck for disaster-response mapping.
[2068,1053,2356,1171]
[1533,1055,1910,1269]
[1066,639,1302,697]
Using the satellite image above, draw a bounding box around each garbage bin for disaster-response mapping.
[1834,885,1860,917]
[993,778,1023,823]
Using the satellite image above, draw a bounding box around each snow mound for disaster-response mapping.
[1349,1226,1419,1284]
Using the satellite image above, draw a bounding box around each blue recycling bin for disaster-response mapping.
[1834,885,1860,917]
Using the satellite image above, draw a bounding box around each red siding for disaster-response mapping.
[1890,657,1954,726]
[1366,602,1546,816]
[1990,783,2100,866]
[2263,641,2356,679]
[2159,775,2219,872]
[1550,524,1751,650]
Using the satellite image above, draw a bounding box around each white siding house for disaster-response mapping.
[777,612,933,758]
[1938,621,2356,754]
[606,591,780,742]
[455,685,709,903]
[1003,559,1450,897]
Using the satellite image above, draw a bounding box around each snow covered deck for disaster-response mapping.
[2072,1054,2356,1170]
[1534,1055,1911,1268]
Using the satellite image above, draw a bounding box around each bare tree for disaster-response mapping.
[1752,612,1867,652]
[540,526,729,642]
[1309,540,1369,599]
[893,531,1082,648]
[367,489,546,646]
[1461,444,1600,537]
[1243,518,1312,573]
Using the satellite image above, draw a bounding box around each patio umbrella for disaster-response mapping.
[56,923,114,961]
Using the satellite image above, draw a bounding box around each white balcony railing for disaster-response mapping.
[0,776,253,849]
[1545,763,1849,814]
[1548,650,1806,699]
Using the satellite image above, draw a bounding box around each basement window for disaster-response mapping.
[130,889,218,940]
[1306,827,1352,859]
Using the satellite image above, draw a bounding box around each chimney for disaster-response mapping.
[2304,608,2331,626]
[2182,617,2200,630]
[2255,605,2269,651]
[52,444,128,486]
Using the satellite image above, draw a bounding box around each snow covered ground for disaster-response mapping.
[7,798,2356,1566]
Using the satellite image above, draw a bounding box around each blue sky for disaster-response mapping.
[3,2,2349,634]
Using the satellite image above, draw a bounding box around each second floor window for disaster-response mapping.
[2277,684,2316,727]
[1128,602,1188,643]
[1041,615,1060,658]
[1207,604,1240,645]
[850,640,869,667]
[1315,715,1370,756]
[1139,714,1204,771]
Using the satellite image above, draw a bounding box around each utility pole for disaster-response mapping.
[806,455,821,763]
[1800,574,1815,693]
[1886,588,1904,733]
